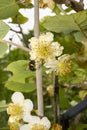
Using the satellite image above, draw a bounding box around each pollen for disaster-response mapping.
[7,103,23,117]
[36,43,54,62]
[56,60,72,76]
[8,122,19,130]
[52,124,62,130]
[31,124,47,130]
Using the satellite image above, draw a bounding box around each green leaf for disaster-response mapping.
[65,7,73,13]
[42,15,79,34]
[0,42,8,57]
[69,124,87,130]
[5,60,36,92]
[52,4,61,15]
[0,70,9,82]
[5,81,36,92]
[59,88,70,109]
[42,10,87,41]
[55,34,81,54]
[76,124,87,130]
[0,0,19,19]
[6,60,35,82]
[0,21,10,39]
[0,100,7,112]
[12,13,28,24]
[73,31,86,42]
[0,127,9,130]
[18,3,33,9]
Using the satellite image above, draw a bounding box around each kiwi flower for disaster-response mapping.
[44,54,72,76]
[7,92,33,121]
[29,32,64,64]
[20,116,51,130]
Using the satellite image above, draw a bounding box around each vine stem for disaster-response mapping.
[53,72,60,123]
[34,0,44,117]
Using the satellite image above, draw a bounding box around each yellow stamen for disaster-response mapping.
[31,124,47,130]
[7,103,23,117]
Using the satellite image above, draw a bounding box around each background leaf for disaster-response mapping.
[0,127,9,130]
[0,0,19,19]
[73,31,87,42]
[12,12,28,24]
[42,15,79,33]
[0,100,7,112]
[55,34,82,54]
[5,60,36,92]
[42,10,87,42]
[60,88,70,109]
[0,42,8,57]
[5,81,36,92]
[69,124,87,130]
[0,21,10,39]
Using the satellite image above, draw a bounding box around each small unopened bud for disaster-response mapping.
[52,123,62,130]
[47,85,54,97]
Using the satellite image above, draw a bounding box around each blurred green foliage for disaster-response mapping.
[0,1,87,130]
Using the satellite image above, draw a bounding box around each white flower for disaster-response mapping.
[8,116,19,123]
[29,37,38,48]
[39,32,54,42]
[45,54,72,76]
[20,116,51,130]
[29,32,64,63]
[39,0,55,9]
[44,59,57,73]
[51,42,64,56]
[7,92,33,121]
[47,0,55,9]
[8,116,20,130]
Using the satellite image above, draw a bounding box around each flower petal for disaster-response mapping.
[41,117,51,129]
[11,92,24,105]
[29,116,40,124]
[23,99,33,112]
[22,112,31,122]
[8,116,16,123]
[20,124,30,130]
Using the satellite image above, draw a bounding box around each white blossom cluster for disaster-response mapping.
[29,32,72,76]
[7,92,51,130]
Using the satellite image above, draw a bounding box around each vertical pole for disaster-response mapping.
[34,0,44,117]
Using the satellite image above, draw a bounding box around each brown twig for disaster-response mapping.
[53,72,60,123]
[18,22,29,48]
[0,39,30,52]
[53,0,84,12]
[10,28,21,34]
[71,113,82,130]
[15,15,29,48]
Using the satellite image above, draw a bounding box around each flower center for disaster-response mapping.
[7,103,23,117]
[8,122,19,130]
[56,60,72,75]
[31,124,47,130]
[37,43,54,62]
